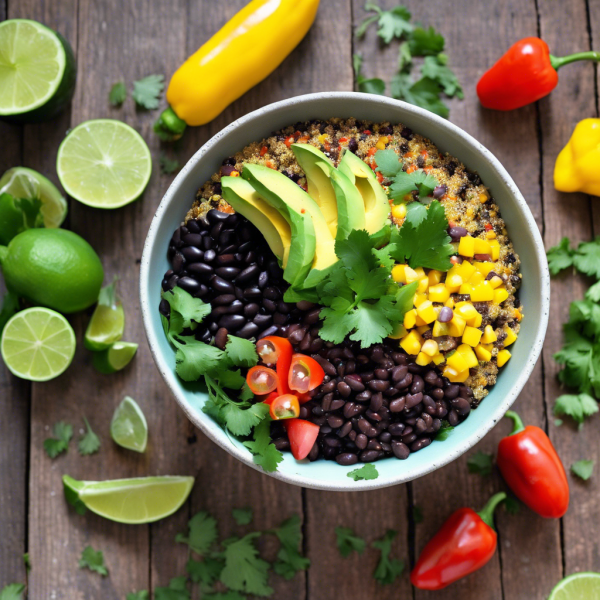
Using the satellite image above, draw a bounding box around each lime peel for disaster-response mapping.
[111,396,148,453]
[548,572,600,600]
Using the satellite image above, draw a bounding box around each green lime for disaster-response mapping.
[1,307,76,381]
[0,228,103,313]
[56,119,152,209]
[0,19,76,122]
[92,341,138,374]
[62,474,194,524]
[111,396,148,452]
[85,279,124,350]
[548,573,600,600]
[0,167,67,228]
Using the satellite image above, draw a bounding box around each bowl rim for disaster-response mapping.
[140,91,550,491]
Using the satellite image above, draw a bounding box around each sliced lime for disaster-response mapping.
[111,396,148,453]
[92,341,138,374]
[85,278,124,351]
[548,573,600,600]
[56,119,152,209]
[0,167,67,228]
[1,307,76,381]
[0,19,76,121]
[63,474,194,524]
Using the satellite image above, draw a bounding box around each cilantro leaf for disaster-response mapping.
[405,201,428,226]
[504,495,521,515]
[233,507,253,525]
[132,74,164,110]
[0,292,19,334]
[225,336,259,368]
[435,420,454,441]
[373,4,412,43]
[347,463,379,481]
[109,81,127,106]
[412,506,424,523]
[586,280,600,302]
[43,421,73,458]
[0,584,25,600]
[23,553,31,572]
[243,417,283,473]
[347,300,398,346]
[186,556,225,591]
[554,393,598,426]
[78,417,101,455]
[571,459,595,480]
[220,533,273,597]
[391,74,449,118]
[159,154,180,175]
[335,527,366,557]
[221,402,269,437]
[421,54,463,98]
[408,26,445,55]
[79,545,108,576]
[170,335,225,382]
[127,592,149,600]
[546,237,575,275]
[398,41,412,71]
[175,511,218,555]
[355,13,378,38]
[372,530,404,585]
[162,287,211,333]
[272,515,310,579]
[574,238,600,279]
[374,149,403,177]
[353,53,385,95]
[203,593,246,600]
[467,451,494,476]
[388,169,439,202]
[154,577,190,600]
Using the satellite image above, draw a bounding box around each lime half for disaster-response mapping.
[0,19,76,122]
[56,119,152,209]
[0,167,67,228]
[63,474,194,524]
[549,573,600,600]
[93,341,138,374]
[1,307,76,381]
[111,396,148,453]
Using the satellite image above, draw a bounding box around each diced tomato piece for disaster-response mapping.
[256,336,293,395]
[420,149,429,157]
[294,130,302,139]
[284,135,295,148]
[376,171,384,184]
[339,137,349,143]
[367,147,377,157]
[288,354,325,394]
[406,165,418,174]
[284,419,320,460]
[260,145,268,156]
[484,223,493,231]
[270,394,300,420]
[246,366,278,395]
[363,129,372,135]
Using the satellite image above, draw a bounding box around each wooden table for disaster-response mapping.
[1,0,599,598]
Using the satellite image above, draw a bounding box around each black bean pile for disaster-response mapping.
[271,337,474,466]
[159,209,317,344]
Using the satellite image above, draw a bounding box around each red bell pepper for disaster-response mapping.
[284,418,319,460]
[477,37,600,111]
[497,410,569,519]
[256,336,293,395]
[411,492,506,590]
[288,354,325,394]
[246,366,278,395]
[269,394,300,420]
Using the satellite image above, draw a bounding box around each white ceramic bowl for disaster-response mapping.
[140,92,549,491]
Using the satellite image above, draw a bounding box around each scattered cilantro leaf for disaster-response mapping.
[154,577,190,600]
[126,592,149,600]
[186,556,224,591]
[371,4,413,43]
[225,336,259,368]
[355,13,379,38]
[374,149,403,177]
[547,237,575,275]
[586,280,600,302]
[554,394,598,426]
[220,533,273,597]
[132,74,164,110]
[571,459,595,481]
[555,418,563,427]
[412,506,424,523]
[391,74,449,118]
[574,238,600,279]
[421,54,463,98]
[78,417,101,455]
[243,416,283,473]
[0,584,25,600]
[347,463,379,481]
[175,511,218,555]
[372,530,404,585]
[79,545,108,576]
[408,26,445,55]
[435,420,454,441]
[398,41,412,71]
[335,527,366,557]
[353,53,386,95]
[0,292,19,334]
[43,421,73,458]
[109,81,127,106]
[159,154,180,175]
[233,507,253,526]
[23,553,30,572]
[204,592,246,600]
[272,515,310,579]
[503,495,521,515]
[467,451,494,476]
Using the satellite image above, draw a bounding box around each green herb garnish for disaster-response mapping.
[132,74,164,110]
[335,526,366,557]
[571,459,595,481]
[271,514,310,580]
[109,81,127,106]
[0,583,25,600]
[159,153,181,174]
[232,507,253,526]
[347,463,379,481]
[372,530,404,585]
[43,421,73,458]
[467,451,494,476]
[79,545,108,576]
[78,417,101,456]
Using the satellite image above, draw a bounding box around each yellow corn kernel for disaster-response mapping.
[414,293,428,307]
[457,344,478,368]
[459,283,474,296]
[415,314,428,326]
[475,344,492,361]
[400,330,423,355]
[514,308,523,322]
[376,136,389,150]
[474,238,491,255]
[391,264,407,283]
[391,204,407,220]
[442,365,469,382]
[448,314,467,337]
[432,353,445,365]
[469,271,484,286]
[486,230,497,239]
[458,261,476,281]
[416,351,433,366]
[421,339,439,357]
[479,192,489,203]
[488,275,503,289]
[405,266,420,284]
[481,325,497,344]
[481,343,493,352]
[318,134,328,144]
[494,288,509,304]
[416,301,437,324]
[458,236,475,257]
[432,321,451,337]
[444,297,455,308]
[414,267,426,279]
[417,325,431,335]
[497,349,511,367]
[470,281,494,302]
[447,351,468,372]
[503,327,518,346]
[418,277,429,294]
[467,313,483,328]
[404,308,417,329]
[428,270,443,285]
[446,273,463,292]
[462,326,483,347]
[489,239,500,260]
[388,322,408,340]
[429,284,450,303]
[473,261,495,277]
[454,302,478,320]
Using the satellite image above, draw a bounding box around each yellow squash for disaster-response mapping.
[155,0,320,140]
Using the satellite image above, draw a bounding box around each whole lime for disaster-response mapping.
[0,228,104,313]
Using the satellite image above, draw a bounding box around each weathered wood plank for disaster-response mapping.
[539,0,600,584]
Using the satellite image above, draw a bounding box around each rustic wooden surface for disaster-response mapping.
[1,0,599,598]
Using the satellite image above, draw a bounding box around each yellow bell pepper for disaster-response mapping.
[554,118,600,196]
[155,0,320,140]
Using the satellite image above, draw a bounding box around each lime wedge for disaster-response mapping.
[92,341,138,374]
[0,167,67,228]
[63,474,194,524]
[1,307,76,381]
[111,396,148,452]
[0,19,76,121]
[85,279,124,351]
[549,573,600,600]
[56,119,152,209]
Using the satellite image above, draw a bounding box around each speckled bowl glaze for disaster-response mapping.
[140,92,549,491]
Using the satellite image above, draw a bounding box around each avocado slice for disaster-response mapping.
[338,149,391,236]
[291,143,365,240]
[242,164,336,289]
[221,176,291,266]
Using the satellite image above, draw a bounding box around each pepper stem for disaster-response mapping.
[477,492,507,529]
[153,107,187,142]
[550,51,600,71]
[504,410,525,436]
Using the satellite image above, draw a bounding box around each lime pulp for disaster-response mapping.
[548,572,600,600]
[85,303,125,351]
[111,396,148,453]
[92,341,138,374]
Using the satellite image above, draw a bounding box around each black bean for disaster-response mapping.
[177,277,201,294]
[389,397,406,413]
[336,452,358,466]
[218,314,245,331]
[438,306,453,323]
[448,409,459,426]
[328,415,344,428]
[215,328,229,350]
[395,373,413,389]
[273,437,290,451]
[308,443,320,461]
[444,384,460,399]
[244,303,260,318]
[433,185,447,199]
[258,325,279,339]
[406,392,423,409]
[411,438,431,452]
[253,314,272,327]
[221,245,237,255]
[257,271,269,289]
[355,390,372,403]
[451,397,471,416]
[391,364,409,382]
[243,286,262,301]
[216,266,241,280]
[262,298,277,312]
[277,301,294,313]
[337,381,352,398]
[210,275,235,294]
[431,387,444,401]
[448,226,468,241]
[207,209,230,223]
[187,262,214,278]
[345,375,365,392]
[338,422,353,438]
[202,235,214,250]
[411,375,424,393]
[370,393,383,412]
[374,368,389,380]
[186,219,201,233]
[359,450,380,462]
[159,299,170,316]
[330,399,346,411]
[368,379,390,392]
[203,249,216,263]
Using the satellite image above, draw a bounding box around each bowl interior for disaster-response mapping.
[140,93,549,491]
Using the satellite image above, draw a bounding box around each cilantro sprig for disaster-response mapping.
[467,451,494,476]
[79,545,108,576]
[571,459,594,481]
[372,530,404,585]
[132,74,165,110]
[335,527,366,557]
[43,421,73,458]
